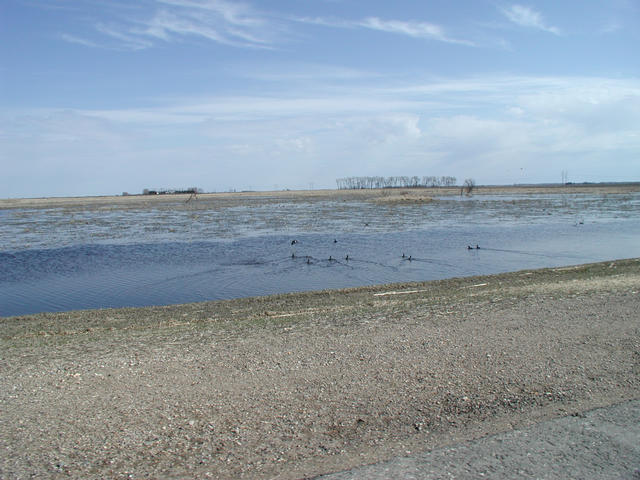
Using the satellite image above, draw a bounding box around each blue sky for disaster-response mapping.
[1,0,639,197]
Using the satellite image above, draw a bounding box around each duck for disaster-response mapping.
[291,240,298,245]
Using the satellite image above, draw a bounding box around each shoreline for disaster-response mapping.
[2,258,639,478]
[2,182,639,210]
[3,257,640,325]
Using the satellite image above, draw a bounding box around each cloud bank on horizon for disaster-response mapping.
[1,0,638,197]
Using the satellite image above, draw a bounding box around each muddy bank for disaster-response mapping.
[1,258,639,479]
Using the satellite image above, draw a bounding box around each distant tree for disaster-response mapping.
[336,175,459,190]
[442,176,457,187]
[462,178,476,196]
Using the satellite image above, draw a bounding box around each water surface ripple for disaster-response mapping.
[2,192,639,316]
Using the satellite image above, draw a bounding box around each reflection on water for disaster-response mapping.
[1,192,640,316]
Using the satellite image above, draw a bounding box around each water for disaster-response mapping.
[2,192,640,317]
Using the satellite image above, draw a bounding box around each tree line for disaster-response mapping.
[336,176,457,190]
[142,187,203,195]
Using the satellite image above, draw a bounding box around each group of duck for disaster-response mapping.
[289,239,481,265]
[290,239,351,264]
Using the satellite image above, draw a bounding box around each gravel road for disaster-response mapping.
[1,258,639,479]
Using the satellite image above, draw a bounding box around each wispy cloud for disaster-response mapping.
[58,0,281,50]
[140,0,277,48]
[599,21,622,34]
[59,33,100,49]
[294,15,475,46]
[501,4,561,35]
[359,17,475,46]
[234,64,383,83]
[57,1,476,51]
[96,23,154,50]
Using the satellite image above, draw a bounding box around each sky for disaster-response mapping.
[1,0,639,198]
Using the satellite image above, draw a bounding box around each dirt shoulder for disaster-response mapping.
[1,258,639,479]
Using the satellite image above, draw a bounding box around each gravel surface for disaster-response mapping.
[1,258,639,479]
[316,399,640,479]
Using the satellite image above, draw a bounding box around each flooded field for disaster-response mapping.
[2,189,640,316]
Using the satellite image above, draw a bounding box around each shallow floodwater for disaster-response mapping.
[2,192,640,316]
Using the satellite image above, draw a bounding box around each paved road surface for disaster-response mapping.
[315,399,640,479]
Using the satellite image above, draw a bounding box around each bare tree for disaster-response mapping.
[336,175,459,190]
[442,176,457,187]
[462,178,476,196]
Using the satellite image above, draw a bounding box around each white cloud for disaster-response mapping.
[293,15,475,46]
[56,1,478,51]
[158,0,262,27]
[138,0,277,48]
[501,4,561,35]
[274,136,313,153]
[59,33,100,48]
[4,75,639,195]
[358,17,475,46]
[234,64,382,83]
[599,21,622,34]
[350,114,422,145]
[57,0,280,50]
[96,23,154,50]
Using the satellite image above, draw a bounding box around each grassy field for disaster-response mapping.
[2,182,639,210]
